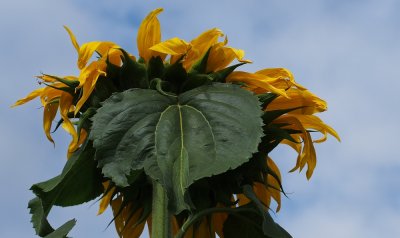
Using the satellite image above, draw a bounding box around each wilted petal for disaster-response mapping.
[43,101,59,144]
[295,114,341,143]
[265,157,282,212]
[274,115,316,179]
[59,92,78,157]
[75,60,107,114]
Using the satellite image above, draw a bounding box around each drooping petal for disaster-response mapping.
[227,71,288,97]
[137,8,164,62]
[265,157,282,212]
[63,26,80,53]
[294,114,341,143]
[274,115,317,179]
[78,41,119,69]
[43,101,59,144]
[75,60,107,114]
[59,92,78,157]
[253,182,270,209]
[97,181,115,215]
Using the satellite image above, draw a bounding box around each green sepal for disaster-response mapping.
[189,47,211,74]
[149,78,177,97]
[262,107,303,125]
[41,83,75,95]
[210,62,246,82]
[119,49,149,89]
[257,93,278,109]
[162,59,187,93]
[42,74,80,88]
[76,107,96,140]
[180,73,213,92]
[147,56,165,80]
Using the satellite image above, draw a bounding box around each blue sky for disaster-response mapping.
[1,0,399,237]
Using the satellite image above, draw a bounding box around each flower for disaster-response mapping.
[16,8,339,238]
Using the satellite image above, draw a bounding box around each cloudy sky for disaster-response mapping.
[1,0,399,237]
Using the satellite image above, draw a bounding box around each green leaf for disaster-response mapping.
[28,142,103,237]
[31,141,103,207]
[90,83,264,213]
[44,219,76,238]
[28,197,54,236]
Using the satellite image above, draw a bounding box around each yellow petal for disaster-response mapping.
[227,71,288,97]
[191,28,223,53]
[78,41,118,69]
[265,157,282,212]
[75,60,107,114]
[137,8,164,62]
[253,182,270,209]
[150,37,191,55]
[206,43,249,72]
[59,92,78,157]
[295,115,341,142]
[12,87,45,107]
[266,88,327,114]
[97,181,115,215]
[256,68,306,90]
[63,26,80,53]
[43,101,59,144]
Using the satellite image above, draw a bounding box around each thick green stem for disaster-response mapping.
[152,180,171,238]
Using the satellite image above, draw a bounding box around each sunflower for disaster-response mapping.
[16,8,339,238]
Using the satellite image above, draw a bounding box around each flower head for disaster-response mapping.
[16,8,339,238]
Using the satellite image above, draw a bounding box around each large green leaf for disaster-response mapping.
[29,142,103,237]
[90,83,264,213]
